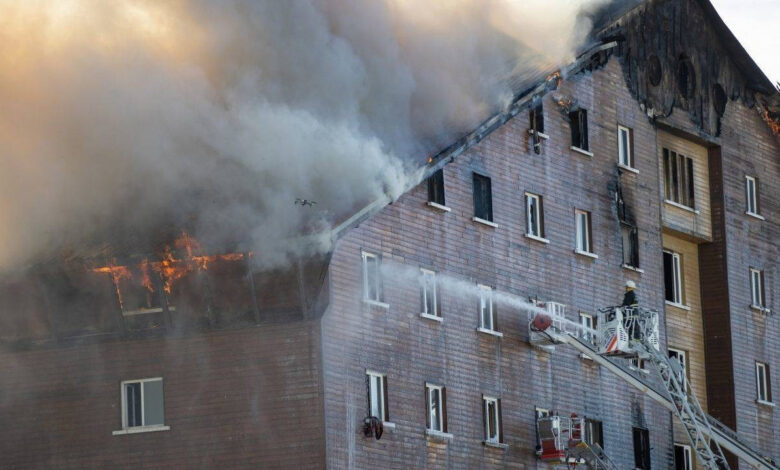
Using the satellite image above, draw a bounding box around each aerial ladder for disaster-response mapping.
[529,304,779,470]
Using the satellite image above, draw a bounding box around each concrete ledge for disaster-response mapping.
[113,425,170,436]
[483,441,509,449]
[665,301,691,311]
[570,146,594,157]
[525,234,550,244]
[420,312,443,323]
[476,327,503,338]
[527,129,550,140]
[425,429,454,441]
[618,164,639,174]
[363,299,390,310]
[745,211,765,221]
[426,201,451,212]
[574,249,598,259]
[472,217,498,228]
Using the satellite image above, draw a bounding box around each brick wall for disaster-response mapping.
[0,322,325,469]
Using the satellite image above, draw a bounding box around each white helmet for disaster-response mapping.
[625,280,636,289]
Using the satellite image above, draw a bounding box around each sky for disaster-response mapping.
[710,0,780,87]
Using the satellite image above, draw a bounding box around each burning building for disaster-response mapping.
[0,0,779,469]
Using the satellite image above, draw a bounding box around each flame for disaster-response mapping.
[759,107,780,136]
[92,233,249,299]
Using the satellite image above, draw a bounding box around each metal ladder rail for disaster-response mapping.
[546,329,780,470]
[568,441,620,470]
[637,342,730,469]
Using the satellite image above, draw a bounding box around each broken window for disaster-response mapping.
[427,169,446,207]
[750,268,766,309]
[420,269,439,318]
[756,362,772,403]
[119,378,165,431]
[663,148,695,209]
[530,104,544,135]
[570,109,589,151]
[575,209,593,254]
[668,348,688,388]
[367,371,388,422]
[579,312,597,347]
[525,193,544,239]
[633,427,651,470]
[663,250,683,305]
[621,223,639,268]
[361,251,383,303]
[425,383,447,433]
[618,125,633,168]
[482,395,502,444]
[745,176,760,216]
[472,173,493,222]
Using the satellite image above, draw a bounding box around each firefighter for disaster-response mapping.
[622,280,638,307]
[621,280,640,340]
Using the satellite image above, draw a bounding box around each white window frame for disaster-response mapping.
[618,125,634,169]
[478,284,495,331]
[675,443,693,470]
[745,176,759,216]
[525,192,543,239]
[361,251,384,305]
[756,362,771,403]
[664,250,684,306]
[420,269,439,319]
[426,383,445,432]
[483,396,501,444]
[575,209,593,255]
[629,357,648,372]
[668,348,687,387]
[367,371,387,422]
[750,268,764,309]
[114,377,169,435]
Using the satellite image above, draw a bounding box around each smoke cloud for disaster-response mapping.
[0,0,607,269]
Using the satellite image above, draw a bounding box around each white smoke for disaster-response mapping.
[0,0,608,269]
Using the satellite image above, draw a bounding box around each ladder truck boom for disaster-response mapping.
[529,306,779,470]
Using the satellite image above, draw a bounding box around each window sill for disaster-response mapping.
[756,400,775,408]
[363,299,390,310]
[483,440,509,449]
[122,307,165,316]
[750,304,771,314]
[629,366,651,375]
[574,249,598,259]
[618,164,639,174]
[664,199,700,214]
[421,312,443,323]
[570,146,594,158]
[472,217,498,228]
[528,129,550,140]
[382,421,397,430]
[745,211,765,221]
[525,233,550,244]
[113,425,170,436]
[622,264,644,273]
[477,327,503,338]
[579,353,593,361]
[425,429,454,441]
[665,301,691,311]
[427,201,451,212]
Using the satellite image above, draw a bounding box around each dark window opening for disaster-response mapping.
[633,427,651,470]
[584,419,603,448]
[427,169,445,206]
[622,224,639,268]
[473,173,493,222]
[570,109,588,151]
[530,104,544,134]
[712,84,727,116]
[125,382,142,427]
[677,56,696,99]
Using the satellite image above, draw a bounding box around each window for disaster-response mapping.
[425,383,447,433]
[675,444,693,470]
[745,176,760,216]
[621,224,639,268]
[428,169,446,207]
[118,378,165,431]
[575,209,593,254]
[478,284,496,331]
[668,348,687,387]
[535,408,550,448]
[756,362,772,403]
[663,148,695,209]
[362,252,383,303]
[482,396,503,444]
[420,269,440,318]
[618,125,633,168]
[633,427,651,470]
[473,173,493,222]
[367,371,389,422]
[579,312,596,347]
[525,193,545,239]
[663,250,683,305]
[750,268,766,309]
[629,358,648,371]
[570,109,589,151]
[584,419,603,448]
[530,104,545,135]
